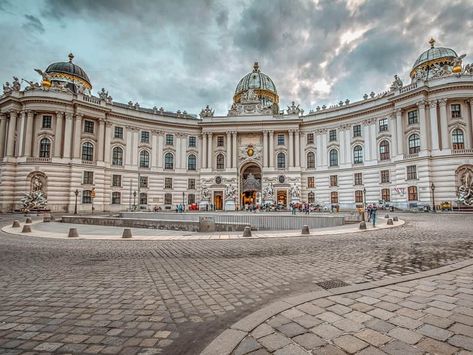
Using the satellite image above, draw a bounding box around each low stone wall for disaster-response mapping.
[120,212,346,230]
[61,216,248,232]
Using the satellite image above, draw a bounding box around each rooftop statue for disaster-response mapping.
[390,75,403,91]
[12,77,21,91]
[2,82,12,95]
[200,105,214,118]
[287,101,303,115]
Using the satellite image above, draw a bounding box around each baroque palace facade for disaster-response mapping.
[1,40,473,213]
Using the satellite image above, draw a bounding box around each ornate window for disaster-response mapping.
[216,154,225,170]
[84,120,94,133]
[307,152,315,169]
[330,191,338,204]
[164,153,174,170]
[165,134,174,146]
[188,178,195,190]
[329,149,338,166]
[165,177,173,189]
[112,174,121,187]
[139,150,150,168]
[329,129,337,142]
[408,134,420,154]
[408,186,418,201]
[353,125,362,137]
[164,193,172,205]
[111,192,121,204]
[307,177,315,188]
[42,115,52,129]
[82,190,92,204]
[380,170,390,183]
[330,175,338,187]
[452,129,464,150]
[114,126,123,139]
[141,131,150,143]
[379,140,390,161]
[355,190,364,203]
[39,138,51,158]
[139,192,147,205]
[407,165,417,180]
[112,147,123,166]
[81,142,94,161]
[408,110,418,125]
[379,118,388,132]
[188,136,196,147]
[353,145,363,164]
[451,104,461,118]
[381,188,390,202]
[308,192,315,203]
[307,133,314,144]
[277,152,286,169]
[188,154,197,170]
[354,172,362,186]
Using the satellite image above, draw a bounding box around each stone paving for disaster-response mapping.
[203,261,473,354]
[0,213,472,354]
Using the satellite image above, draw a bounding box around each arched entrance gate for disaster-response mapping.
[240,163,262,208]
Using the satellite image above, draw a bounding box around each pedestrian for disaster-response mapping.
[367,204,372,222]
[372,204,377,227]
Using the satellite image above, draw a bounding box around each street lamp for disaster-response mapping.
[362,187,367,222]
[74,189,79,215]
[133,191,137,211]
[431,182,436,213]
[182,191,185,212]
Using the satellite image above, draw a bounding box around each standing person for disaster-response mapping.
[372,204,377,227]
[367,204,372,222]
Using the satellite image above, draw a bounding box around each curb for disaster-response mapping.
[200,258,473,355]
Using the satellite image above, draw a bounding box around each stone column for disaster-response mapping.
[316,131,322,168]
[175,134,181,169]
[396,109,404,155]
[104,122,112,164]
[125,126,133,165]
[417,101,428,151]
[295,130,300,167]
[288,130,294,167]
[157,131,164,168]
[207,133,213,169]
[181,134,186,169]
[429,100,440,151]
[390,113,398,157]
[439,99,449,150]
[32,114,41,157]
[369,122,377,160]
[17,111,26,157]
[300,133,306,168]
[268,130,274,168]
[54,112,64,157]
[339,128,346,164]
[321,132,327,166]
[97,119,105,161]
[151,130,158,167]
[344,129,351,164]
[466,99,473,149]
[202,133,207,169]
[263,130,268,167]
[363,122,371,161]
[63,113,73,158]
[226,131,232,168]
[72,114,82,159]
[6,111,17,157]
[132,128,139,166]
[0,114,6,158]
[232,131,237,169]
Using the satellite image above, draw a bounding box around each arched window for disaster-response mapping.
[81,142,94,161]
[408,134,420,154]
[452,129,464,149]
[164,153,174,170]
[112,147,123,166]
[329,149,338,167]
[353,145,363,164]
[408,186,418,201]
[379,140,390,160]
[188,154,197,170]
[216,154,225,170]
[139,150,149,168]
[39,138,51,158]
[277,152,286,169]
[307,152,315,169]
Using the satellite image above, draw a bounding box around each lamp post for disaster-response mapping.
[362,187,367,221]
[74,189,79,215]
[182,191,185,212]
[133,191,137,211]
[431,182,436,213]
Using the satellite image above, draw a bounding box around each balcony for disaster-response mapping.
[26,157,51,163]
[452,148,473,155]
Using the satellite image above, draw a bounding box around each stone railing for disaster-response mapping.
[81,95,101,105]
[403,153,419,159]
[452,148,473,155]
[399,82,418,94]
[82,160,96,165]
[26,157,51,163]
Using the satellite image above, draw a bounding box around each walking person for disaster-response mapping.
[371,204,377,227]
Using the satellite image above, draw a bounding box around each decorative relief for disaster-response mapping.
[200,105,214,118]
[457,165,473,206]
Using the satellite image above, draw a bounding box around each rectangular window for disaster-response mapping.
[114,126,123,139]
[379,118,388,132]
[307,177,315,188]
[407,165,417,180]
[165,177,173,189]
[84,120,94,133]
[408,110,418,125]
[83,171,94,185]
[354,172,363,186]
[277,134,285,145]
[188,136,196,147]
[381,188,390,202]
[140,176,148,188]
[188,178,196,190]
[330,175,338,187]
[82,190,92,204]
[164,193,172,205]
[139,192,147,205]
[42,115,52,129]
[408,186,418,201]
[308,192,315,204]
[355,190,363,203]
[330,191,338,204]
[307,133,314,144]
[112,175,122,187]
[451,104,461,118]
[217,136,224,147]
[329,129,337,142]
[141,131,150,143]
[188,193,195,204]
[353,124,362,137]
[380,170,390,183]
[112,192,121,204]
[165,134,174,146]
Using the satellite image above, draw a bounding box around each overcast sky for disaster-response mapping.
[1,0,472,115]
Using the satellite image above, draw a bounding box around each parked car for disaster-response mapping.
[440,201,452,211]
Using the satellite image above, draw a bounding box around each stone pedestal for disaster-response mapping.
[199,217,215,232]
[225,200,236,211]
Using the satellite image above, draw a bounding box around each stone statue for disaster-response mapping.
[290,183,300,199]
[414,67,428,82]
[200,105,214,118]
[243,88,258,102]
[262,183,274,201]
[464,63,473,75]
[98,88,109,100]
[224,184,237,201]
[390,75,403,91]
[453,54,466,69]
[458,168,473,206]
[3,82,12,94]
[287,101,302,115]
[23,79,40,91]
[201,185,210,200]
[32,175,44,193]
[34,68,52,82]
[12,77,21,91]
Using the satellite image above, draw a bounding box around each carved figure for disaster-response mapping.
[290,183,301,199]
[12,77,21,91]
[3,82,12,94]
[224,184,237,201]
[458,167,473,206]
[464,64,473,75]
[23,79,40,91]
[287,101,302,115]
[414,68,428,82]
[32,175,44,192]
[390,75,403,91]
[262,183,274,201]
[200,105,214,118]
[453,54,466,68]
[34,68,52,82]
[98,88,109,100]
[201,185,210,200]
[243,88,258,102]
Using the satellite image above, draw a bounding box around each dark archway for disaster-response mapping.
[240,163,262,208]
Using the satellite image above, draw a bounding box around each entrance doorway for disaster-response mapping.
[277,190,287,208]
[214,191,223,210]
[240,163,262,209]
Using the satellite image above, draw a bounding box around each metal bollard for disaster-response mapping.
[122,228,132,238]
[301,225,310,235]
[68,228,79,238]
[242,226,252,238]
